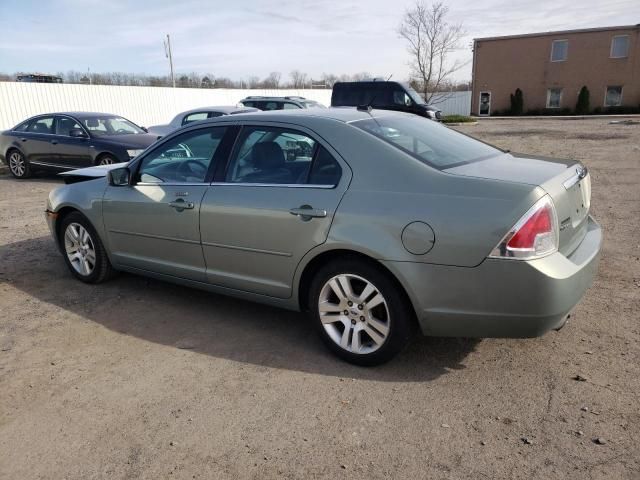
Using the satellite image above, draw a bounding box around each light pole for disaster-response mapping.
[164,34,175,88]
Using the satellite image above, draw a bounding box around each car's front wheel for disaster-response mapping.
[309,259,413,366]
[60,212,114,283]
[7,149,32,178]
[96,154,117,166]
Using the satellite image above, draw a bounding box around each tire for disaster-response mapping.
[7,149,32,178]
[309,258,413,366]
[59,212,114,284]
[96,154,117,166]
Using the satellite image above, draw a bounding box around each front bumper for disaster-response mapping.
[383,215,602,338]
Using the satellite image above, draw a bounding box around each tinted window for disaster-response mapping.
[56,117,83,136]
[264,102,281,111]
[283,102,300,110]
[308,147,341,185]
[14,120,30,132]
[242,101,255,108]
[352,115,501,169]
[226,127,317,184]
[136,127,227,184]
[182,112,209,125]
[27,117,54,134]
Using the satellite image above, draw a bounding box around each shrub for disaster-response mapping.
[442,115,476,123]
[510,88,524,115]
[575,86,590,115]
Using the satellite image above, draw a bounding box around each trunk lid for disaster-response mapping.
[444,153,591,256]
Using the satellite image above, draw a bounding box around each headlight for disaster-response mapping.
[127,149,144,158]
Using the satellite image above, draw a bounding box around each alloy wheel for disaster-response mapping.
[98,156,115,165]
[318,274,390,354]
[8,151,26,177]
[64,223,97,276]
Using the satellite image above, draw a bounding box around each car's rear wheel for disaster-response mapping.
[7,149,32,178]
[60,212,114,283]
[309,259,413,366]
[97,154,117,166]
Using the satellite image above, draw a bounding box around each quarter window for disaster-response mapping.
[136,127,227,184]
[610,35,629,58]
[550,40,568,62]
[546,88,563,108]
[605,86,623,107]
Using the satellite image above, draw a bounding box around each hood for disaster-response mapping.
[58,162,127,183]
[444,153,574,186]
[96,133,159,149]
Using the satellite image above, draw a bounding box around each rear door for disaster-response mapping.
[102,125,233,281]
[200,123,350,298]
[52,116,92,168]
[21,116,57,166]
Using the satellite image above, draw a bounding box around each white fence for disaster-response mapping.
[0,82,472,130]
[0,82,332,130]
[429,91,472,116]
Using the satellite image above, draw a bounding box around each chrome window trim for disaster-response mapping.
[135,182,210,187]
[209,182,336,189]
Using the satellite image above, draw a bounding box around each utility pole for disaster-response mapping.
[163,34,175,88]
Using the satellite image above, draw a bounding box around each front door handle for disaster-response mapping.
[50,140,58,145]
[169,199,194,211]
[289,205,327,221]
[21,138,27,142]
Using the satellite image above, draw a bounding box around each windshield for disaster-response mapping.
[352,115,502,169]
[81,116,145,136]
[402,83,426,106]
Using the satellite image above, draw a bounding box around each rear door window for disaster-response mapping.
[182,112,209,125]
[27,117,54,134]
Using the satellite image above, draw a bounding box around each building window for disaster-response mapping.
[550,40,568,62]
[605,86,623,107]
[546,88,563,108]
[610,35,629,58]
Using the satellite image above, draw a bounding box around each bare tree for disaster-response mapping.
[398,1,465,103]
[289,70,308,88]
[262,71,281,89]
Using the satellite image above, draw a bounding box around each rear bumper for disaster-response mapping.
[383,215,602,337]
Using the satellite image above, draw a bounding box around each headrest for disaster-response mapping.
[252,142,285,170]
[86,118,99,128]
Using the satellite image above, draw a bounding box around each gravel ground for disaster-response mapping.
[0,118,638,479]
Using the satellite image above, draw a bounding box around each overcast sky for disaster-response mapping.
[0,0,638,82]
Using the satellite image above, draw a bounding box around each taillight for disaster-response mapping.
[490,196,558,260]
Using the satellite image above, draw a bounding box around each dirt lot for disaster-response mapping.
[0,118,639,479]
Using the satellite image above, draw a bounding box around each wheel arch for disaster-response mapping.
[296,248,418,327]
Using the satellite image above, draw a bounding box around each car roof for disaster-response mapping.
[28,112,123,119]
[240,96,305,102]
[178,106,258,115]
[195,106,407,125]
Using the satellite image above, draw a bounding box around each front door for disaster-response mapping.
[52,116,92,168]
[479,91,491,116]
[200,125,349,298]
[102,125,230,282]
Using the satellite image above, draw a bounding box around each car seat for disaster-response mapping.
[242,142,292,184]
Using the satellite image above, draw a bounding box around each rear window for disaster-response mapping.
[351,115,501,169]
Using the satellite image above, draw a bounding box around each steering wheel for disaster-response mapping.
[115,128,130,134]
[177,160,207,179]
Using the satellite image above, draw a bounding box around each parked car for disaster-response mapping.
[0,112,160,178]
[45,108,601,365]
[148,106,259,136]
[331,81,442,120]
[238,96,326,110]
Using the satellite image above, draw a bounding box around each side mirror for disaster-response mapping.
[69,128,88,138]
[107,167,130,186]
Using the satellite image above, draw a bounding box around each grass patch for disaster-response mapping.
[442,115,476,123]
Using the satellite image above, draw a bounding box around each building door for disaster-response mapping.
[479,92,491,116]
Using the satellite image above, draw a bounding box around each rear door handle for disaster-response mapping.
[21,138,27,142]
[50,140,58,145]
[289,206,327,220]
[169,199,194,210]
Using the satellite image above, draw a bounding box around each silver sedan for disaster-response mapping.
[45,108,602,365]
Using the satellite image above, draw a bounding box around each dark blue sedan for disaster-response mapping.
[0,112,160,178]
